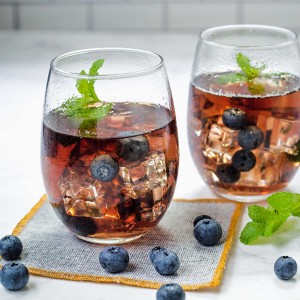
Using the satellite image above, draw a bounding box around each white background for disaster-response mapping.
[1,0,300,32]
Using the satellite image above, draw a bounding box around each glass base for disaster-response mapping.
[215,191,269,202]
[76,234,144,244]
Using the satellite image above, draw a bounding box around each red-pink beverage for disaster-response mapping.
[188,73,300,199]
[42,102,179,240]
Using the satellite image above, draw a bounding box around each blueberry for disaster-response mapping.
[156,283,186,300]
[54,203,97,237]
[0,235,23,260]
[274,256,297,280]
[116,135,149,161]
[153,250,180,275]
[0,263,29,291]
[90,154,119,182]
[232,150,256,172]
[99,246,129,273]
[68,216,98,237]
[222,108,246,130]
[193,215,212,227]
[194,219,222,246]
[216,164,240,183]
[149,246,166,264]
[238,125,264,150]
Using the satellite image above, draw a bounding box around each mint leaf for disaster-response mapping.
[248,205,272,223]
[291,202,300,217]
[76,70,92,98]
[57,59,112,132]
[267,192,300,217]
[89,59,104,76]
[240,205,288,243]
[240,192,300,245]
[79,119,97,134]
[87,59,104,100]
[263,211,289,237]
[240,222,265,245]
[75,59,104,101]
[216,72,247,85]
[267,192,298,214]
[248,80,265,95]
[264,71,291,78]
[236,53,265,79]
[70,103,112,119]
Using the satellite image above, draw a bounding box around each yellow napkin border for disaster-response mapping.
[3,195,243,290]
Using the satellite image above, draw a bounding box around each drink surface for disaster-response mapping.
[188,73,300,197]
[41,102,179,239]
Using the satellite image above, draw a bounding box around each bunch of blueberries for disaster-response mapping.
[216,108,264,184]
[1,216,298,298]
[99,245,183,300]
[0,235,29,291]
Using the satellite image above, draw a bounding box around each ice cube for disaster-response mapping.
[59,152,168,219]
[59,165,101,217]
[202,119,237,163]
[153,187,164,201]
[240,150,286,186]
[264,117,300,154]
[118,196,139,224]
[120,152,167,199]
[93,176,123,214]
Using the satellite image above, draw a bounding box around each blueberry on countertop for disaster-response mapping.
[116,135,149,161]
[274,256,297,280]
[193,215,212,227]
[222,108,246,130]
[90,154,119,182]
[238,125,264,150]
[153,249,180,275]
[216,164,240,184]
[194,219,222,246]
[0,235,23,260]
[0,263,29,291]
[149,246,167,264]
[99,246,129,273]
[232,150,256,172]
[156,283,186,300]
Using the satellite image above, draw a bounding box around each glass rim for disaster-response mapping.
[200,24,298,50]
[50,47,165,79]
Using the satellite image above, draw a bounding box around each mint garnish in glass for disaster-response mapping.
[57,59,112,135]
[216,52,294,95]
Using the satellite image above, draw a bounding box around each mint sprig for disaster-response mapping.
[217,53,266,95]
[240,192,300,245]
[57,59,112,134]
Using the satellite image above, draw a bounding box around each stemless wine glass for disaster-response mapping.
[188,25,300,202]
[41,48,179,244]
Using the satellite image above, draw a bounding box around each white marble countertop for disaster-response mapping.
[0,31,300,300]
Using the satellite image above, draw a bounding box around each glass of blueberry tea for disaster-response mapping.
[188,25,300,201]
[41,48,179,243]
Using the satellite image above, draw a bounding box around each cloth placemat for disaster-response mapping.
[0,195,243,290]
